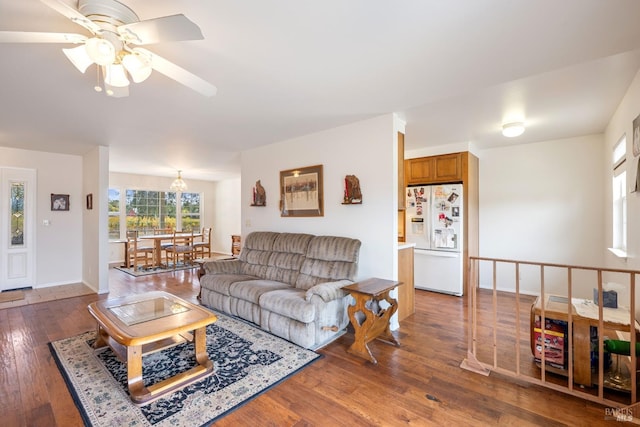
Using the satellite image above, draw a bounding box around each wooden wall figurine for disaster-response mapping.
[342,175,362,204]
[252,180,266,206]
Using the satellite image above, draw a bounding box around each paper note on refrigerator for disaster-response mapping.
[434,228,456,248]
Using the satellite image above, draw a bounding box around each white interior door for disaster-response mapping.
[0,168,36,291]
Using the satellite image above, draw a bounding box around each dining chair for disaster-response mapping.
[154,227,174,266]
[164,230,195,269]
[193,227,212,260]
[126,230,154,270]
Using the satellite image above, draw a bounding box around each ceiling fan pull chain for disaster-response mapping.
[94,65,102,93]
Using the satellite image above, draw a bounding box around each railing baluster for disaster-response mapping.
[515,262,521,376]
[567,268,574,391]
[631,273,637,403]
[462,256,640,408]
[597,270,604,399]
[540,264,545,384]
[493,260,498,369]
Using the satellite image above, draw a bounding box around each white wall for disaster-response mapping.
[211,178,241,254]
[0,147,83,288]
[605,68,640,271]
[83,146,109,293]
[476,135,605,295]
[478,135,605,265]
[603,69,640,316]
[240,114,398,283]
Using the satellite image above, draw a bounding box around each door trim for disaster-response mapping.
[1,168,36,290]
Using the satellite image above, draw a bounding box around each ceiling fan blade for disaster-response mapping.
[135,48,217,97]
[40,0,102,34]
[118,14,204,45]
[0,31,87,44]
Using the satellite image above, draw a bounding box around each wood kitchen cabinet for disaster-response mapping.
[397,245,415,321]
[406,152,464,185]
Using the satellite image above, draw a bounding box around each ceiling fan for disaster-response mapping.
[0,0,217,97]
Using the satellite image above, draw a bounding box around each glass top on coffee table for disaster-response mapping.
[108,295,191,326]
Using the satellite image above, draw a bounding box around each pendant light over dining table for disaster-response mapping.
[170,170,188,192]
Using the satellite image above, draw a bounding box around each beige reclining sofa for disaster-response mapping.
[199,231,361,349]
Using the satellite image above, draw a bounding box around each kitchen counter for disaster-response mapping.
[397,242,416,250]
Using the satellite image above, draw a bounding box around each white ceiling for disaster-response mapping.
[2,0,640,181]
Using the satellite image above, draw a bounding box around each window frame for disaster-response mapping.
[609,135,627,258]
[109,187,203,240]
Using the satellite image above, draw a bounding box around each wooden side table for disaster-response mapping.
[344,278,402,364]
[231,235,241,256]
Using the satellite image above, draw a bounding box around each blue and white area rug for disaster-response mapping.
[114,263,199,277]
[49,311,321,427]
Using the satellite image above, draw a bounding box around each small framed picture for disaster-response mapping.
[86,193,93,210]
[280,164,324,217]
[51,194,69,211]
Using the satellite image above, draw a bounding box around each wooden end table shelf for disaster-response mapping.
[87,291,217,405]
[344,278,402,364]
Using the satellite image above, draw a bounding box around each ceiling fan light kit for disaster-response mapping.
[62,44,94,73]
[104,63,129,87]
[121,51,152,83]
[502,122,525,137]
[0,0,217,97]
[84,36,116,65]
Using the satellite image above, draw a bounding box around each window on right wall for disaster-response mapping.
[611,135,627,257]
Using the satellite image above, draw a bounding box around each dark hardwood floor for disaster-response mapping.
[0,268,617,426]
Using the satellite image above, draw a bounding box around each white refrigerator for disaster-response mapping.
[405,184,463,296]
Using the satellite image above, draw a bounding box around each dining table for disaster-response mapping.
[138,232,202,268]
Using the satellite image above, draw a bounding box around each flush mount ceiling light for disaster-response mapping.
[170,170,188,192]
[502,122,525,138]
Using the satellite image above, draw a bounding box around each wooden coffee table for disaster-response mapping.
[87,291,217,405]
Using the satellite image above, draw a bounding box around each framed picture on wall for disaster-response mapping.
[51,194,69,211]
[280,164,324,217]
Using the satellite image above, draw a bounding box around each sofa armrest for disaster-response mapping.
[304,280,353,302]
[203,259,241,275]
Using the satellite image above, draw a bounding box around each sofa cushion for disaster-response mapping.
[203,259,241,275]
[238,232,279,277]
[264,233,313,285]
[229,279,292,304]
[304,279,352,302]
[295,236,361,290]
[259,288,316,323]
[199,274,258,296]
